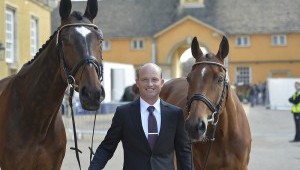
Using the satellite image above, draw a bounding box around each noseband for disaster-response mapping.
[185,61,228,125]
[56,23,103,89]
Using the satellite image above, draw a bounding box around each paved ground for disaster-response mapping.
[61,105,300,170]
[247,105,300,170]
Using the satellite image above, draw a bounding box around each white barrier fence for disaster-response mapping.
[62,102,128,140]
[267,78,300,110]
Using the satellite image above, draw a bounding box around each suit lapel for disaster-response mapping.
[131,99,152,151]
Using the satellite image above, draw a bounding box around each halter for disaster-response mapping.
[185,61,229,170]
[56,23,103,89]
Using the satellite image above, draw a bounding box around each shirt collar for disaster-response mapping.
[140,97,161,113]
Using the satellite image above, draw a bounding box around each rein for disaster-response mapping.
[56,23,103,170]
[185,61,228,170]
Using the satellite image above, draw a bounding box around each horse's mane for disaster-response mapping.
[26,11,84,65]
[25,30,58,65]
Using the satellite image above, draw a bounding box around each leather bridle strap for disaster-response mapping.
[194,61,226,71]
[56,23,98,45]
[186,94,216,113]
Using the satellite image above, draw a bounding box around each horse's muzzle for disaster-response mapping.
[79,85,105,110]
[185,117,207,141]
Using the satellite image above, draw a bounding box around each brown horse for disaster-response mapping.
[0,0,105,169]
[160,36,251,170]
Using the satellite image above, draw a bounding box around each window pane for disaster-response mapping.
[236,66,250,84]
[139,40,143,48]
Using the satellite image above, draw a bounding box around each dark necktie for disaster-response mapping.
[147,106,158,150]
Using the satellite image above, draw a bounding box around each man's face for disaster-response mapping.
[136,65,164,103]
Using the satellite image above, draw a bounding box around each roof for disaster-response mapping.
[51,0,300,38]
[30,0,53,9]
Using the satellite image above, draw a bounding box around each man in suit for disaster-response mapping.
[89,63,193,170]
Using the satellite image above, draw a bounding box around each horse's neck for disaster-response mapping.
[12,40,66,121]
[219,87,242,134]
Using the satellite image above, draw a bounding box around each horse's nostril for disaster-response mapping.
[81,87,89,98]
[197,120,206,133]
[95,90,100,101]
[81,86,101,102]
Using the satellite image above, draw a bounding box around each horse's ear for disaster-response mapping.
[59,0,72,20]
[216,36,229,61]
[191,37,203,60]
[84,0,98,22]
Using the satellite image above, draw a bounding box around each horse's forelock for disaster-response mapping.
[205,53,214,58]
[71,11,83,20]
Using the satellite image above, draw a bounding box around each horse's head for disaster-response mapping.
[184,36,229,141]
[57,0,105,110]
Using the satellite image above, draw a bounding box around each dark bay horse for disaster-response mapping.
[160,36,251,170]
[0,0,105,169]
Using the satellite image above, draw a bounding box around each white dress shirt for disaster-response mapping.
[140,98,161,139]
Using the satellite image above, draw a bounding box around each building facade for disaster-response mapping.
[38,0,300,85]
[0,0,54,79]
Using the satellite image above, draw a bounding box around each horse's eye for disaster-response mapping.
[218,76,224,83]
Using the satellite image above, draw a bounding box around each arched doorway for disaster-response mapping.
[180,47,208,77]
[162,37,209,80]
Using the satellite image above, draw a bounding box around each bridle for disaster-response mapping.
[56,23,104,170]
[56,23,103,89]
[185,61,228,170]
[185,61,228,126]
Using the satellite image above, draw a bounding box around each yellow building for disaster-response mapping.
[50,0,300,85]
[0,0,54,79]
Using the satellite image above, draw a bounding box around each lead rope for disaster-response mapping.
[202,122,218,170]
[89,109,98,163]
[69,87,82,170]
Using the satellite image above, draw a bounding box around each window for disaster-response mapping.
[272,34,287,46]
[131,39,145,50]
[102,40,111,51]
[30,16,39,57]
[236,66,251,84]
[235,36,250,47]
[181,0,204,7]
[5,8,15,63]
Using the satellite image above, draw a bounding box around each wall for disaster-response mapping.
[0,0,51,79]
[102,37,153,65]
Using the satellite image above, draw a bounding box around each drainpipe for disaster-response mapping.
[151,37,156,64]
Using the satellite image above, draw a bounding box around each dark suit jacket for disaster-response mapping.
[89,99,193,170]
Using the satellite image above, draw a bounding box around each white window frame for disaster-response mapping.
[271,34,287,46]
[235,66,251,85]
[235,35,250,47]
[30,16,39,58]
[181,0,204,7]
[102,40,111,51]
[131,39,145,50]
[5,9,15,63]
